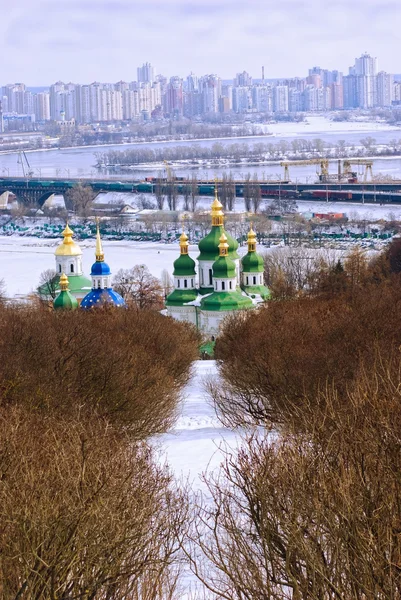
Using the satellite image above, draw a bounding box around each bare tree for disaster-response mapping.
[65,183,96,218]
[190,174,199,212]
[37,268,59,300]
[113,265,164,310]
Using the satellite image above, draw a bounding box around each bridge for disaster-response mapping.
[2,176,401,207]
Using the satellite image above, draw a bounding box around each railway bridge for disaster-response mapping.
[2,176,401,207]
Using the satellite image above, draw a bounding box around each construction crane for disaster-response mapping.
[343,159,373,183]
[280,159,329,182]
[164,160,172,181]
[17,150,34,179]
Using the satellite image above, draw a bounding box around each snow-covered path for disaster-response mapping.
[159,360,237,491]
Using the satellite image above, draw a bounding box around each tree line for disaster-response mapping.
[185,238,401,598]
[95,136,401,169]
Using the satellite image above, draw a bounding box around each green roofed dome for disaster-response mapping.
[198,226,240,261]
[241,251,264,273]
[213,255,236,279]
[200,290,253,312]
[165,288,198,306]
[53,274,78,311]
[173,253,196,276]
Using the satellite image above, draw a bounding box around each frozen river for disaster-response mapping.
[1,116,401,182]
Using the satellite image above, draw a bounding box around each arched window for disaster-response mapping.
[253,276,256,285]
[177,279,180,288]
[70,264,74,273]
[246,276,249,285]
[222,281,225,291]
[229,281,232,290]
[209,269,213,286]
[59,264,62,273]
[97,279,101,289]
[184,279,188,288]
[191,279,194,287]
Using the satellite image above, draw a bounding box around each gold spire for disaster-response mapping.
[59,272,69,291]
[95,218,104,262]
[218,232,229,257]
[55,223,82,257]
[247,223,257,253]
[211,180,224,227]
[179,229,189,255]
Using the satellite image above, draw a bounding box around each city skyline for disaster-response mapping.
[1,52,399,130]
[1,0,400,84]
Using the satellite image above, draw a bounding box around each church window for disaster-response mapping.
[98,280,101,289]
[59,264,62,273]
[209,269,213,286]
[253,276,256,285]
[200,270,204,285]
[184,279,187,288]
[191,279,194,287]
[70,264,74,273]
[222,281,225,291]
[246,276,249,285]
[229,281,232,289]
[177,279,180,288]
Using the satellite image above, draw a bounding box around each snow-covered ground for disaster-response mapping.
[158,360,236,491]
[261,115,401,137]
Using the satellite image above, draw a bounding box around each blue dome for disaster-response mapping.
[80,288,125,309]
[91,261,111,276]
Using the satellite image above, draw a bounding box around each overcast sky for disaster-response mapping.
[1,0,400,85]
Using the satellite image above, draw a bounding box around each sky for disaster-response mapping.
[1,0,400,85]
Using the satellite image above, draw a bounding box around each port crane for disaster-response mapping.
[280,159,329,181]
[343,159,374,182]
[17,150,34,179]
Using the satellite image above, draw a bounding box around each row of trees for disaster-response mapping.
[179,238,401,598]
[0,306,199,598]
[95,137,401,169]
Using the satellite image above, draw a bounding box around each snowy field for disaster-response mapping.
[261,115,401,137]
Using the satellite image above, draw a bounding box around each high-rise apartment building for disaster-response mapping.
[137,63,154,84]
[34,92,50,121]
[273,85,289,112]
[376,71,394,107]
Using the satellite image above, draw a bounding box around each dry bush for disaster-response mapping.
[0,407,187,599]
[188,359,401,599]
[0,306,199,438]
[213,279,401,429]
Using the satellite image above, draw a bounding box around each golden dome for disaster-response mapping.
[211,186,224,226]
[218,232,229,256]
[179,230,189,255]
[55,224,82,257]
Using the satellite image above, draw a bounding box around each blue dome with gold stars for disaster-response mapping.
[81,220,125,309]
[81,288,125,308]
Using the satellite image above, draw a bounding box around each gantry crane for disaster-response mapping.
[343,159,373,183]
[280,159,330,182]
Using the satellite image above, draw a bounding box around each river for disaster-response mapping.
[1,116,401,182]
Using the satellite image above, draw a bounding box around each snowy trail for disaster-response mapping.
[159,360,238,491]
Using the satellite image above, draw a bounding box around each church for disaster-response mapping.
[165,190,269,336]
[52,220,124,310]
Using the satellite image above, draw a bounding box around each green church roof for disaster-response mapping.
[241,251,264,273]
[173,253,196,276]
[212,255,236,279]
[197,226,240,262]
[200,290,253,312]
[54,290,79,310]
[165,288,198,307]
[241,284,271,300]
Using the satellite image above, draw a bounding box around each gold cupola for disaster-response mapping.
[179,230,189,255]
[247,224,257,253]
[218,232,229,257]
[211,185,224,227]
[55,224,82,257]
